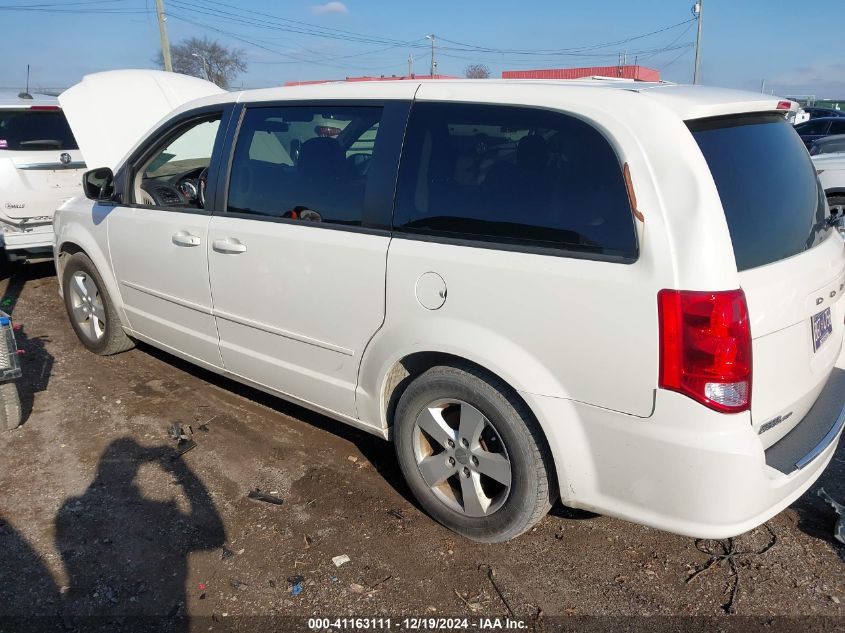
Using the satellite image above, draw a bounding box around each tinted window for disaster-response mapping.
[830,120,845,134]
[0,109,78,150]
[690,114,829,271]
[227,106,383,226]
[393,102,636,259]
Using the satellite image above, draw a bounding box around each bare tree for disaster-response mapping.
[156,37,247,89]
[464,63,491,79]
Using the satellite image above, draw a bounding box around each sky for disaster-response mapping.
[0,0,843,97]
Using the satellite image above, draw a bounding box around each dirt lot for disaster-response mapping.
[0,262,843,630]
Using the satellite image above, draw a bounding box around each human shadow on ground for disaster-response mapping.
[53,438,226,630]
[0,438,225,631]
[0,513,62,626]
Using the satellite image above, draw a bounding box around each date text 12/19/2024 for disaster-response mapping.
[307,618,528,630]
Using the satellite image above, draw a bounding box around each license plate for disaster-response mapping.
[812,307,833,352]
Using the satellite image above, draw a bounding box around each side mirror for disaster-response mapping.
[82,167,116,202]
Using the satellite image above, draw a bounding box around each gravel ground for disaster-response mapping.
[0,261,843,631]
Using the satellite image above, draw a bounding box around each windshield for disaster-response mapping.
[0,108,78,151]
[689,113,829,271]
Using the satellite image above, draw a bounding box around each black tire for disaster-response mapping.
[62,252,134,356]
[394,364,556,542]
[0,382,21,431]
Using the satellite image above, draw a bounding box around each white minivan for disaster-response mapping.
[54,71,845,542]
[0,92,85,262]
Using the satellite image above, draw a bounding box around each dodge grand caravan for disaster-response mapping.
[54,70,845,542]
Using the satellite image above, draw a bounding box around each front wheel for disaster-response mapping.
[62,252,134,356]
[394,365,556,542]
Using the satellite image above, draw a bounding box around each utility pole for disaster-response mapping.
[426,34,436,77]
[407,52,414,77]
[692,0,703,84]
[760,78,766,93]
[156,0,173,72]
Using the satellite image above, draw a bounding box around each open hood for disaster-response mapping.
[59,70,224,171]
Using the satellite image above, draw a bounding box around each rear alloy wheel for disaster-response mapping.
[412,399,512,517]
[394,365,555,542]
[62,253,134,356]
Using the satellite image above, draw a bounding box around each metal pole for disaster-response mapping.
[693,0,703,84]
[156,0,173,72]
[760,78,766,93]
[428,34,436,77]
[408,53,413,77]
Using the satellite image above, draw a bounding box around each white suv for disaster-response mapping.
[0,92,85,262]
[54,71,845,542]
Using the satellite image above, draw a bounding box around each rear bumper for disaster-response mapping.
[523,368,845,539]
[765,368,845,473]
[0,223,54,252]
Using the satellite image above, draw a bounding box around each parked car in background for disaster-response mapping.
[809,134,845,156]
[55,71,845,543]
[795,117,845,147]
[803,106,845,120]
[814,151,845,234]
[0,91,85,263]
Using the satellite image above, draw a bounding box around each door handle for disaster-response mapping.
[171,232,201,247]
[212,238,247,254]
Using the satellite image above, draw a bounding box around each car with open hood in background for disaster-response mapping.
[0,91,85,263]
[53,70,845,543]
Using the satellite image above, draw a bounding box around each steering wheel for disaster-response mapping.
[198,167,209,209]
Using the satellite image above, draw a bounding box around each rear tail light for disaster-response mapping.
[29,105,60,110]
[658,289,752,413]
[776,100,792,110]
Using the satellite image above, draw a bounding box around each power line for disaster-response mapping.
[0,0,130,6]
[167,11,417,71]
[168,0,419,47]
[436,17,696,55]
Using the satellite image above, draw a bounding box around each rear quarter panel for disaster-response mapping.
[357,84,743,435]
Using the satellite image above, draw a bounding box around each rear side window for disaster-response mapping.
[690,114,829,271]
[393,102,637,260]
[227,105,383,227]
[0,108,78,150]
